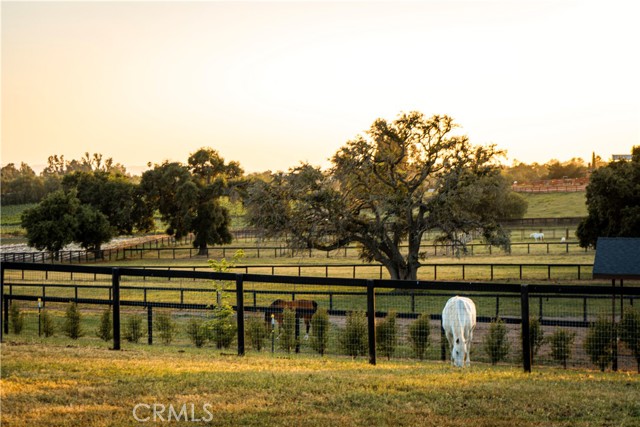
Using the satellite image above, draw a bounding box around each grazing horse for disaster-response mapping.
[265,299,318,339]
[530,232,544,241]
[442,296,477,368]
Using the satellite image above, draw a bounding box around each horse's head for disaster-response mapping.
[451,337,467,368]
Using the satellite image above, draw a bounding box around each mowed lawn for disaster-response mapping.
[1,343,638,427]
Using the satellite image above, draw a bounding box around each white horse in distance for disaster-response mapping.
[442,296,477,368]
[529,232,544,241]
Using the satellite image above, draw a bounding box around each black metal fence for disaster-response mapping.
[0,239,592,265]
[110,262,595,281]
[2,262,638,372]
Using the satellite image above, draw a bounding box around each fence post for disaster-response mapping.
[367,280,376,366]
[112,268,121,351]
[612,279,618,372]
[236,274,245,357]
[521,284,531,373]
[0,265,4,342]
[147,305,153,345]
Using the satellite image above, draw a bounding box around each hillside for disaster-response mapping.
[519,192,587,218]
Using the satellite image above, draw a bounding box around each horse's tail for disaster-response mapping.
[312,300,318,312]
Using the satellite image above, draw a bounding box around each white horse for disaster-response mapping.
[529,232,544,241]
[442,296,477,368]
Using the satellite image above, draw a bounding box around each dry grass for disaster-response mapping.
[2,342,638,427]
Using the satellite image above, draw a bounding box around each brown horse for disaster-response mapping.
[265,299,318,338]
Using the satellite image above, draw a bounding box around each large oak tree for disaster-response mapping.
[245,112,526,280]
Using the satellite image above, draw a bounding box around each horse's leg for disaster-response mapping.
[445,330,454,364]
[465,328,475,367]
[303,319,310,340]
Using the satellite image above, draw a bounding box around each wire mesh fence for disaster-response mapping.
[2,262,639,373]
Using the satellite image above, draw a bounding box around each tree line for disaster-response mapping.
[6,112,639,277]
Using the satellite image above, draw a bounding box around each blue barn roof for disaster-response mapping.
[593,237,640,279]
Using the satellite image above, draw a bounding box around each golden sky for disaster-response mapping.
[2,1,639,174]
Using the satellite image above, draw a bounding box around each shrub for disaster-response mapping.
[123,314,146,343]
[207,305,237,349]
[246,316,269,351]
[96,308,113,341]
[619,308,640,373]
[186,318,209,348]
[376,311,398,360]
[154,311,177,345]
[310,308,330,356]
[483,318,510,365]
[339,311,368,358]
[40,309,55,337]
[9,302,24,334]
[63,302,84,339]
[549,328,575,369]
[584,316,616,372]
[408,313,431,360]
[526,317,545,364]
[278,308,297,353]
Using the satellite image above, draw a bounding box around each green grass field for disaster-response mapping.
[519,192,587,218]
[1,343,638,427]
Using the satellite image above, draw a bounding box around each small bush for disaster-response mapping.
[9,302,24,334]
[186,318,209,348]
[246,316,269,351]
[63,302,84,339]
[339,311,368,358]
[96,309,113,341]
[584,316,616,372]
[154,312,177,345]
[549,328,575,369]
[525,317,545,364]
[409,313,431,360]
[376,311,398,360]
[483,318,510,365]
[207,305,237,349]
[278,308,297,353]
[619,308,640,373]
[40,309,55,337]
[310,308,330,356]
[123,314,146,343]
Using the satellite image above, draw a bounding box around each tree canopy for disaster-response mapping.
[577,146,640,248]
[140,148,243,255]
[245,111,526,280]
[21,190,113,258]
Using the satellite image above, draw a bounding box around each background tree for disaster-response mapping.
[141,148,242,255]
[245,112,526,280]
[21,189,113,257]
[545,158,588,179]
[21,190,81,259]
[74,205,114,255]
[62,171,154,234]
[577,146,640,248]
[1,163,45,204]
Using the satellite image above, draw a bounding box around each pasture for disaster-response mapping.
[1,343,639,427]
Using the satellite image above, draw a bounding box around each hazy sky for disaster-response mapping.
[2,1,639,174]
